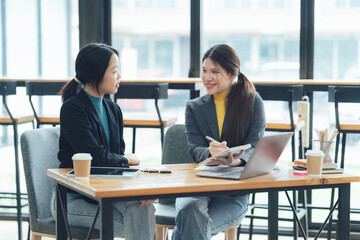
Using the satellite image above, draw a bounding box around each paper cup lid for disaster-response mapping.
[72,153,92,160]
[305,150,324,157]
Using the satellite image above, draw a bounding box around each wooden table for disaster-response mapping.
[47,163,360,240]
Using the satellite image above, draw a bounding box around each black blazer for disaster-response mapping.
[58,89,129,168]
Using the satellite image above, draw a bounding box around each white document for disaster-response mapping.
[198,143,251,166]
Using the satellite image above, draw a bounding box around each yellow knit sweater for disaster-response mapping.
[213,89,230,139]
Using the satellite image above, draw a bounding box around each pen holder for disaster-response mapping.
[312,140,334,163]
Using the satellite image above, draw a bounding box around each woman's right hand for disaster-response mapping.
[125,153,140,166]
[208,141,228,156]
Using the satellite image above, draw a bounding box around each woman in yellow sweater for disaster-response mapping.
[172,44,266,240]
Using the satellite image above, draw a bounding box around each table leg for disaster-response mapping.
[268,191,279,240]
[100,198,114,239]
[56,184,67,240]
[337,183,350,240]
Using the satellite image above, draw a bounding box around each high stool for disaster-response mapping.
[115,83,177,153]
[328,85,360,169]
[0,81,35,240]
[255,84,305,161]
[326,85,360,239]
[243,84,307,239]
[26,81,66,128]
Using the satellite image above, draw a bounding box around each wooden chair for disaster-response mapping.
[0,81,35,240]
[155,124,238,240]
[26,81,66,128]
[245,84,307,239]
[20,127,99,240]
[326,85,360,239]
[115,82,177,153]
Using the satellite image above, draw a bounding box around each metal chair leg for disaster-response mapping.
[13,123,23,240]
[340,133,346,169]
[132,127,136,153]
[327,132,346,239]
[334,134,340,164]
[249,193,256,240]
[292,191,298,240]
[291,133,296,161]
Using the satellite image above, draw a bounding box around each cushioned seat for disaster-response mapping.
[20,127,99,240]
[154,124,238,240]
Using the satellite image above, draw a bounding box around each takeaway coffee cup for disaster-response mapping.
[72,153,92,180]
[305,150,324,177]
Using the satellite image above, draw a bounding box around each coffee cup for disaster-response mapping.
[305,150,324,177]
[72,153,92,180]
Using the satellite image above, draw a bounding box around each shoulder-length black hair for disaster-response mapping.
[202,44,256,147]
[60,43,119,102]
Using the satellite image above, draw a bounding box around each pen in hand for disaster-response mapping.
[206,136,228,148]
[206,136,219,143]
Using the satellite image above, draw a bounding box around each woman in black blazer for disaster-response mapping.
[50,43,155,240]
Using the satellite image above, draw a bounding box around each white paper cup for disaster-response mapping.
[305,150,324,177]
[72,153,92,180]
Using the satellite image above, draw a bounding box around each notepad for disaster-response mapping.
[198,144,251,166]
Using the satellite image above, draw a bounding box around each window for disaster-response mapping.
[6,0,38,77]
[1,0,77,78]
[112,0,190,78]
[313,0,360,226]
[41,0,78,78]
[315,0,360,80]
[204,0,300,80]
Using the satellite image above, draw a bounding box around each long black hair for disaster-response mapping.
[60,43,119,102]
[202,44,256,147]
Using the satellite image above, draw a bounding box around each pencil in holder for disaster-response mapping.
[312,140,334,163]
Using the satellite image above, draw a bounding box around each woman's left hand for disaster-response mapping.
[206,150,245,166]
[125,153,140,166]
[139,199,156,208]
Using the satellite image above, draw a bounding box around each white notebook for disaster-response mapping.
[198,143,251,166]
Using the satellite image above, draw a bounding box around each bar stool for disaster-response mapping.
[326,85,360,239]
[328,85,360,168]
[0,81,35,240]
[255,84,305,161]
[244,84,307,239]
[26,81,66,128]
[115,83,177,153]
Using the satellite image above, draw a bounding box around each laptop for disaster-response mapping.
[196,132,293,180]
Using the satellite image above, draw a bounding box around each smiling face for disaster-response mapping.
[98,54,121,96]
[201,58,234,95]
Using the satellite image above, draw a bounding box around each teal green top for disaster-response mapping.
[83,89,110,144]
